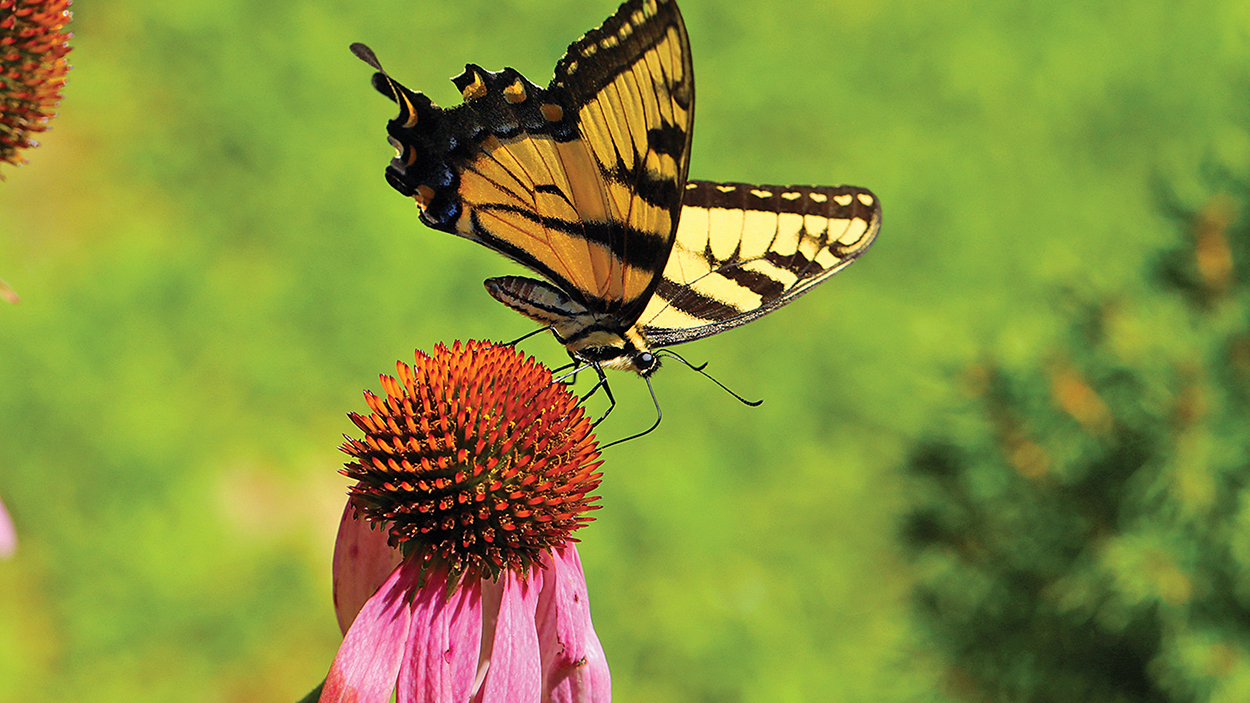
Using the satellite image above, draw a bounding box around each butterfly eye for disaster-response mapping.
[637,352,656,370]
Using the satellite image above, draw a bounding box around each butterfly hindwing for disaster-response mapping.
[637,180,882,347]
[366,0,692,324]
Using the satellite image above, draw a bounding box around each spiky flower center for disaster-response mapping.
[340,340,603,581]
[0,0,71,168]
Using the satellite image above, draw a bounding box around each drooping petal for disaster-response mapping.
[332,501,404,634]
[475,573,505,694]
[537,545,611,703]
[0,496,14,558]
[321,558,422,703]
[396,568,484,703]
[475,569,544,702]
[447,579,487,698]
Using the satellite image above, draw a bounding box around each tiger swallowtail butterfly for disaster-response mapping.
[352,0,880,380]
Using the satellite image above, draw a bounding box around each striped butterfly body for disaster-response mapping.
[353,0,880,379]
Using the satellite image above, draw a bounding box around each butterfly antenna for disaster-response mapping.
[657,350,763,407]
[657,348,708,372]
[599,374,663,450]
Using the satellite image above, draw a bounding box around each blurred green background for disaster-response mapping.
[2,0,1249,701]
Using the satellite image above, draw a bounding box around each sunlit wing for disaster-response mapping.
[356,0,693,322]
[357,0,882,378]
[637,180,882,347]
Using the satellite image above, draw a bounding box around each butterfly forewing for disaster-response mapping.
[636,180,882,347]
[551,0,694,323]
[372,0,692,323]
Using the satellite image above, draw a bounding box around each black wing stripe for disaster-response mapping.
[468,204,669,267]
[650,277,744,321]
[716,260,789,299]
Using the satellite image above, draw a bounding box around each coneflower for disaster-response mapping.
[321,340,610,703]
[0,0,71,169]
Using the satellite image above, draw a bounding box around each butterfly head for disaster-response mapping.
[600,348,659,377]
[568,327,661,377]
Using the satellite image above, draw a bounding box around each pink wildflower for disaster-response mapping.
[0,495,14,558]
[321,341,610,703]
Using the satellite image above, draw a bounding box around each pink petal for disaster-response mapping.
[396,568,484,703]
[476,575,505,693]
[475,568,544,702]
[320,558,422,703]
[537,546,611,703]
[0,496,14,558]
[447,581,488,696]
[333,500,404,634]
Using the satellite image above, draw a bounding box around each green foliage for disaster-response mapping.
[904,178,1250,701]
[0,0,1248,701]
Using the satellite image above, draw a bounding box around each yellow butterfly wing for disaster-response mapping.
[357,0,693,323]
[637,180,882,346]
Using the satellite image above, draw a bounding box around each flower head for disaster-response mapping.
[322,341,610,703]
[0,0,71,169]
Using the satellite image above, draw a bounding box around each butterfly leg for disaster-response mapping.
[552,353,581,386]
[503,325,552,347]
[599,374,663,450]
[579,364,616,427]
[554,360,590,389]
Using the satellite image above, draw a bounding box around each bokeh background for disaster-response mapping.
[3,0,1250,701]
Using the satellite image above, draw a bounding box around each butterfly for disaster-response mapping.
[353,0,880,384]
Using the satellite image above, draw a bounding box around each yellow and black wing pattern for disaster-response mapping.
[355,0,880,376]
[638,180,880,347]
[354,0,692,331]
